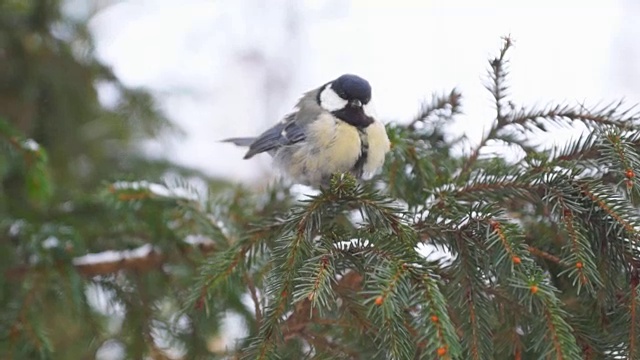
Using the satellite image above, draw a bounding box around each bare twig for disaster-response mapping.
[527,246,562,264]
[244,271,263,329]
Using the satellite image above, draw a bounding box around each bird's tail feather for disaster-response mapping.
[220,137,255,147]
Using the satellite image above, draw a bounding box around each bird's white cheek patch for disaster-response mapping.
[319,85,348,112]
[364,121,391,174]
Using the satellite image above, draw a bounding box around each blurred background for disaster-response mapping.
[1,0,639,358]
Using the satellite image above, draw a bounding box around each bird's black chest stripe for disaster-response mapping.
[332,107,374,128]
[352,128,369,175]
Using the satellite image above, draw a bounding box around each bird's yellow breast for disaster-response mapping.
[362,120,390,174]
[282,113,390,185]
[293,114,362,174]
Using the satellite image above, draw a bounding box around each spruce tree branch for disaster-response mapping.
[555,149,600,162]
[9,281,40,350]
[560,209,592,285]
[551,117,640,163]
[453,180,537,199]
[408,89,462,131]
[489,220,519,260]
[490,36,513,126]
[415,272,460,356]
[543,307,564,359]
[466,288,482,360]
[277,270,368,349]
[298,331,359,359]
[455,232,487,360]
[631,280,638,358]
[377,263,409,304]
[193,227,275,311]
[580,184,638,235]
[510,101,639,130]
[5,242,215,280]
[458,36,514,182]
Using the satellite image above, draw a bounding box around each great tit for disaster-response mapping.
[222,74,390,187]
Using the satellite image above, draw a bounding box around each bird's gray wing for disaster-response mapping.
[242,114,306,159]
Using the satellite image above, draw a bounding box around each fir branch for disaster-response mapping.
[8,283,41,354]
[453,177,537,201]
[250,200,322,358]
[0,117,52,203]
[510,100,639,133]
[558,208,602,291]
[631,281,638,359]
[580,183,639,236]
[543,307,566,359]
[441,163,546,207]
[458,36,514,181]
[465,288,483,360]
[299,331,359,359]
[513,273,581,359]
[603,130,635,171]
[545,184,603,291]
[408,89,462,131]
[190,240,251,313]
[540,299,582,360]
[487,219,523,267]
[414,271,462,359]
[252,270,374,358]
[451,233,494,360]
[552,130,602,162]
[293,250,337,313]
[487,36,513,125]
[367,260,415,360]
[376,262,407,304]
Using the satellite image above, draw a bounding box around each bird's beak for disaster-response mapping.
[349,99,362,108]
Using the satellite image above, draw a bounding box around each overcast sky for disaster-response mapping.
[89,0,637,187]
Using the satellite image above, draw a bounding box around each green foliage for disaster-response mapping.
[0,1,226,359]
[3,5,640,358]
[0,117,52,205]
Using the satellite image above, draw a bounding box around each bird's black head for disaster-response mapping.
[320,74,374,128]
[332,74,372,105]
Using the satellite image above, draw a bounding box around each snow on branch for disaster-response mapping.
[6,239,215,280]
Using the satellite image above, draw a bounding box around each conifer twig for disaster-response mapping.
[527,246,562,265]
[458,36,513,181]
[408,89,462,131]
[299,331,359,359]
[277,271,366,348]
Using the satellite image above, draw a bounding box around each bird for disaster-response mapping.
[222,74,390,188]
